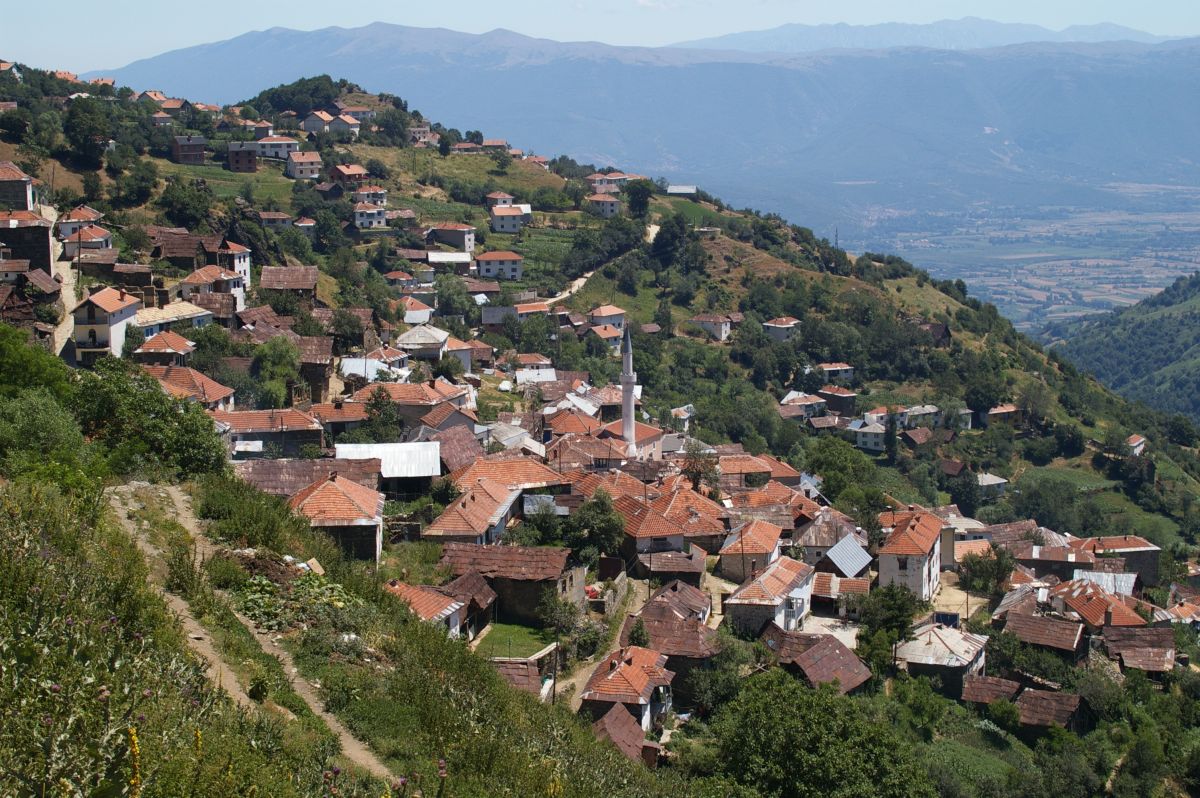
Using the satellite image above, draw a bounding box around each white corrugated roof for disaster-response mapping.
[1072,569,1138,596]
[897,625,988,668]
[824,534,872,578]
[334,442,441,478]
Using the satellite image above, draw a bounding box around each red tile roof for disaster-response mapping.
[581,646,674,705]
[720,520,783,556]
[75,286,139,314]
[143,365,233,405]
[449,456,564,491]
[878,511,943,556]
[209,408,321,434]
[288,474,384,525]
[136,330,195,355]
[384,580,460,622]
[727,556,814,606]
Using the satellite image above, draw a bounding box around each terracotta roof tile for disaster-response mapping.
[383,580,461,622]
[288,474,384,525]
[581,646,674,705]
[727,556,814,606]
[143,365,233,405]
[439,542,569,582]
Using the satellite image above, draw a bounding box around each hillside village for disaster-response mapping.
[5,63,1200,798]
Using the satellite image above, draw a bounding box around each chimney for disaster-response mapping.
[1104,606,1114,627]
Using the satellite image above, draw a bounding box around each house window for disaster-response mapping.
[897,557,909,572]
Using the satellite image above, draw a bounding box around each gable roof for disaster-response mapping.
[1004,612,1084,652]
[383,580,462,622]
[1016,689,1080,727]
[232,458,381,497]
[620,601,718,660]
[209,408,321,434]
[449,456,564,491]
[581,646,674,705]
[961,675,1022,704]
[720,520,783,556]
[439,542,570,582]
[822,534,874,578]
[879,511,943,556]
[143,365,234,405]
[424,478,516,539]
[760,625,871,694]
[897,624,988,668]
[592,704,657,762]
[259,265,318,291]
[136,330,195,355]
[288,474,384,525]
[726,556,814,606]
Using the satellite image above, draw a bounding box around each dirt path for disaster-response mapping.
[546,269,595,305]
[108,486,254,710]
[645,223,660,243]
[158,485,397,783]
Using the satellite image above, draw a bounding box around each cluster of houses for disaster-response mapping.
[2,81,1176,767]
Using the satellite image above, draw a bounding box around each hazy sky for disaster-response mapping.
[6,0,1200,72]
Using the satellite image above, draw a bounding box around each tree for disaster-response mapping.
[681,439,719,493]
[537,588,579,636]
[852,583,924,643]
[432,354,464,381]
[563,489,625,566]
[958,544,1016,595]
[947,469,981,518]
[624,179,654,218]
[329,308,364,355]
[365,158,391,179]
[438,136,451,157]
[488,149,512,174]
[654,296,673,335]
[709,669,935,798]
[0,324,74,403]
[121,324,145,359]
[628,616,650,647]
[251,337,300,408]
[157,177,213,229]
[63,97,109,167]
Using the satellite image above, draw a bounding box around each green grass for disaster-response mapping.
[657,196,724,226]
[354,144,567,196]
[473,622,555,659]
[1089,491,1182,549]
[567,271,673,325]
[1027,465,1118,491]
[151,156,295,204]
[380,541,447,585]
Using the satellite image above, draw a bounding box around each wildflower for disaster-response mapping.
[42,714,52,726]
[49,683,61,693]
[142,689,152,698]
[127,726,142,798]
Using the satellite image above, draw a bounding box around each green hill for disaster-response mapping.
[1046,271,1200,423]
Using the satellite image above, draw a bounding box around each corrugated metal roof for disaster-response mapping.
[335,442,442,478]
[1072,569,1137,596]
[824,533,872,578]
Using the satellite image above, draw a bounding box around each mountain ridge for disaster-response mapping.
[672,16,1174,53]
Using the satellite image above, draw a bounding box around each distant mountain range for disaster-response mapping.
[87,23,1200,246]
[1046,272,1200,422]
[674,17,1172,53]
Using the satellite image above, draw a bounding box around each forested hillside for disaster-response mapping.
[1047,271,1200,423]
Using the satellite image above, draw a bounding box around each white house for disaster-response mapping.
[490,206,524,233]
[485,191,514,208]
[877,511,944,602]
[62,225,112,258]
[762,316,800,342]
[586,193,622,219]
[353,202,387,229]
[328,114,360,138]
[474,250,523,280]
[818,362,854,382]
[255,136,299,160]
[352,185,388,206]
[427,223,476,253]
[285,150,322,179]
[901,404,941,429]
[780,391,827,419]
[853,421,886,452]
[301,110,333,134]
[723,556,815,636]
[73,286,141,367]
[588,304,626,331]
[218,240,252,285]
[135,300,212,337]
[977,473,1009,499]
[690,313,731,341]
[399,296,434,325]
[1126,434,1147,457]
[179,265,246,312]
[56,205,103,239]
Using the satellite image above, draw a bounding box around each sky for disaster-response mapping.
[5,0,1200,73]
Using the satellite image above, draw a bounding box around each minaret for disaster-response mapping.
[620,323,637,457]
